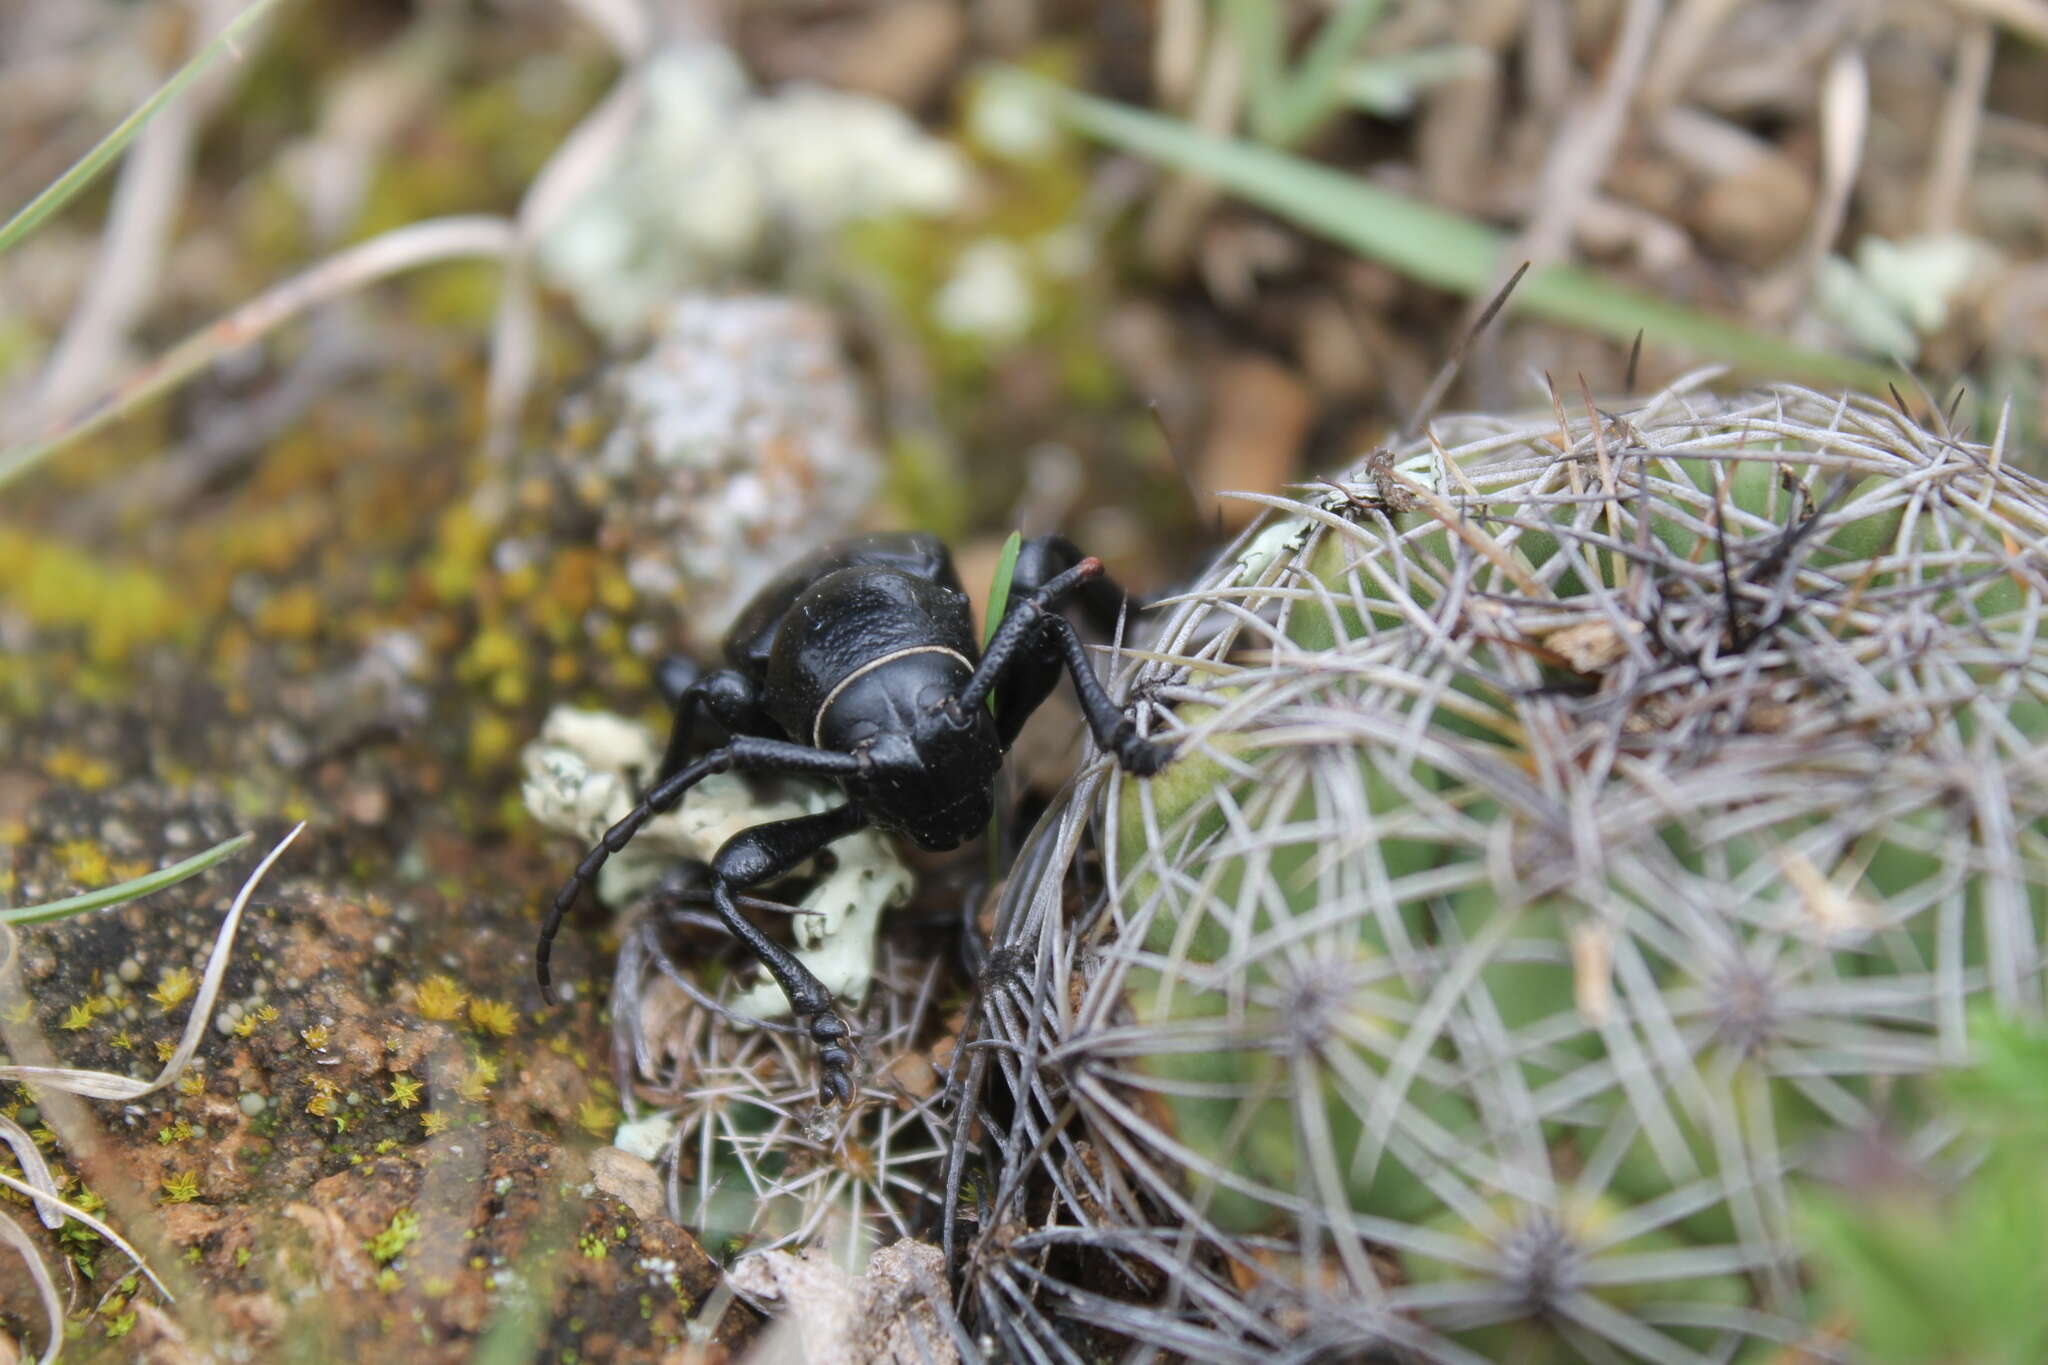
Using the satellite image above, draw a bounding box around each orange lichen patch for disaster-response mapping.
[544,548,599,616]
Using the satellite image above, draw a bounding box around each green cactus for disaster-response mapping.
[962,382,2048,1363]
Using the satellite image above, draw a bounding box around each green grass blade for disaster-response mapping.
[1,832,253,926]
[1263,0,1389,146]
[983,531,1025,653]
[0,0,291,257]
[1026,75,1897,393]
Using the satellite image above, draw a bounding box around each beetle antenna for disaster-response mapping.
[536,748,734,1003]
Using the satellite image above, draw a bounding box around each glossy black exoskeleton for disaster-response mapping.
[536,532,1172,1104]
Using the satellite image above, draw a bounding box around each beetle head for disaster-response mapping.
[849,702,999,851]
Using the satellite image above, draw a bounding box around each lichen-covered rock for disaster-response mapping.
[455,292,884,738]
[1,782,754,1362]
[538,43,967,341]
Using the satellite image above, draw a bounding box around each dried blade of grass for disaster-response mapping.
[0,823,303,1099]
[0,1165,176,1301]
[1639,0,1746,114]
[1154,0,1205,108]
[1949,0,2048,45]
[0,1112,65,1230]
[0,0,290,257]
[1,831,252,926]
[0,217,516,489]
[1755,42,1867,325]
[0,1209,63,1365]
[484,73,646,459]
[34,0,256,425]
[1017,73,1897,392]
[560,0,649,56]
[1141,17,1245,268]
[1500,0,1661,277]
[1923,21,1995,237]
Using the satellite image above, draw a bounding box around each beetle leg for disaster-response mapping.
[1037,613,1174,774]
[981,536,1133,742]
[537,736,861,1003]
[708,802,874,1106]
[1009,533,1133,637]
[961,556,1173,774]
[654,666,774,783]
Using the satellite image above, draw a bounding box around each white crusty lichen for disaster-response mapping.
[520,706,913,1015]
[538,43,968,341]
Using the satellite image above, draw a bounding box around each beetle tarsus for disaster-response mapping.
[810,1011,857,1106]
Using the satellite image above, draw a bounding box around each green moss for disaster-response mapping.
[0,527,187,665]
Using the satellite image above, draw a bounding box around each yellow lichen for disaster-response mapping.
[427,504,494,604]
[575,1096,618,1137]
[0,528,184,665]
[149,968,196,1013]
[466,997,517,1037]
[414,975,467,1022]
[55,840,112,887]
[468,711,519,770]
[456,1056,497,1104]
[254,585,323,641]
[43,748,115,790]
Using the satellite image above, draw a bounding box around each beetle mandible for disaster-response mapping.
[536,531,1173,1104]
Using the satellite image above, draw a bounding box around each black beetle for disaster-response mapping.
[537,531,1172,1103]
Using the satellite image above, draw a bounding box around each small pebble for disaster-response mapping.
[371,934,395,955]
[117,957,143,983]
[239,1093,266,1116]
